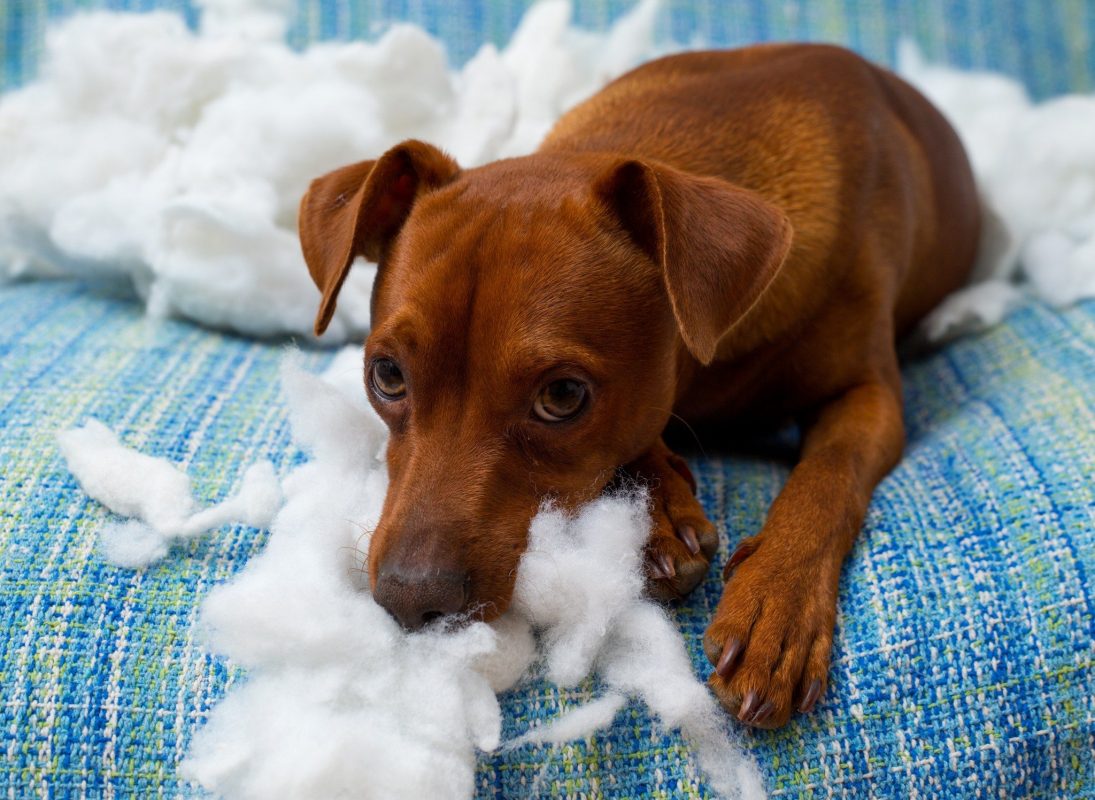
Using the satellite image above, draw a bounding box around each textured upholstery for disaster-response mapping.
[1,2,1093,797]
[2,0,1094,98]
[2,282,1092,797]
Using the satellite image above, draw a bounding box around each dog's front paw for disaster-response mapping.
[702,539,837,728]
[623,441,718,601]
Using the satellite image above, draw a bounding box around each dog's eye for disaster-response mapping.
[533,379,588,422]
[370,358,406,400]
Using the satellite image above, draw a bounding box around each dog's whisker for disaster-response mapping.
[643,405,707,458]
[344,518,378,553]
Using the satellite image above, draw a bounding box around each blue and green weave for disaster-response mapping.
[2,1,1094,797]
[3,1,1095,98]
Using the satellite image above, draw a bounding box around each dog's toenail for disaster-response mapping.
[799,679,823,713]
[722,541,753,580]
[677,525,701,555]
[738,691,760,721]
[656,551,676,579]
[716,638,743,678]
[728,541,752,567]
[750,700,775,725]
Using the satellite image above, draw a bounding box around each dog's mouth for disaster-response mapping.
[437,574,504,627]
[385,593,510,633]
[369,551,519,632]
[415,592,507,632]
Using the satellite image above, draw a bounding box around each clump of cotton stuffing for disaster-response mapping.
[514,495,652,686]
[0,0,662,340]
[60,348,765,799]
[899,41,1095,341]
[513,497,766,799]
[57,420,282,567]
[3,0,1094,346]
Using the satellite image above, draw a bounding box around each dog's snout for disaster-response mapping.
[373,565,468,631]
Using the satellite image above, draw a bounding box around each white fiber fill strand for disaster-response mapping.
[58,349,766,800]
[58,420,282,567]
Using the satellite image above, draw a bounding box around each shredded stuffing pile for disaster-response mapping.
[0,0,660,340]
[898,43,1095,341]
[19,1,1095,796]
[2,1,1093,342]
[59,348,766,800]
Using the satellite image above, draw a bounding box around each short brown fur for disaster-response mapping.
[298,45,980,728]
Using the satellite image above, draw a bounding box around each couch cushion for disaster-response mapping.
[0,278,1091,797]
[2,0,1092,98]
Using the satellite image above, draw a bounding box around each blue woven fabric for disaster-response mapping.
[1,279,1092,797]
[2,1,1094,796]
[2,0,1093,97]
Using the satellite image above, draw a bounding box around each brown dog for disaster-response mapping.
[297,44,980,729]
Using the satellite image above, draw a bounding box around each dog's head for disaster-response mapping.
[299,140,791,629]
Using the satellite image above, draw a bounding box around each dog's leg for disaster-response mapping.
[703,376,904,728]
[622,439,720,601]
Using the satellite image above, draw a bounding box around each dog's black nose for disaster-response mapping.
[373,565,468,630]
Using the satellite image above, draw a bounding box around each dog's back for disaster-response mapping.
[543,45,980,400]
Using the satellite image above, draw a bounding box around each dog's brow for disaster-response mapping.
[369,316,423,354]
[504,342,606,380]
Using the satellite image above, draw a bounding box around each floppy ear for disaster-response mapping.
[595,160,793,364]
[298,140,460,335]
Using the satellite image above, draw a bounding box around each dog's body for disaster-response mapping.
[299,45,980,729]
[546,46,978,419]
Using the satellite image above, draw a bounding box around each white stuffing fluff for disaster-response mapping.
[34,3,1095,795]
[0,0,660,340]
[897,42,1095,341]
[58,349,765,800]
[4,2,1091,343]
[57,419,282,567]
[506,692,629,747]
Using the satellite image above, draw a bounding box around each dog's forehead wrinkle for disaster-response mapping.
[471,238,652,327]
[399,186,647,320]
[457,154,602,207]
[392,221,592,355]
